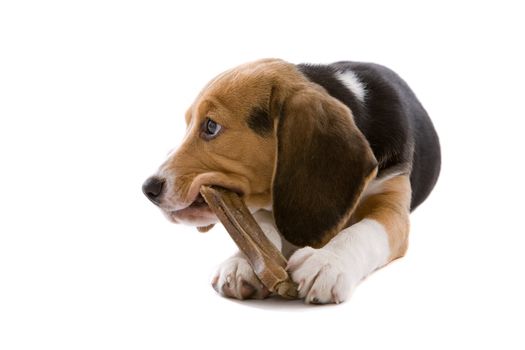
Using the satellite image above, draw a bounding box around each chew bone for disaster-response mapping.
[200,186,298,299]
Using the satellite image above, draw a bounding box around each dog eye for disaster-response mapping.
[201,118,222,140]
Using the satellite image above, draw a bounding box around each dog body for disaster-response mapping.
[143,59,440,304]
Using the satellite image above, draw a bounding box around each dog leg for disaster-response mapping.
[211,210,282,300]
[287,175,411,304]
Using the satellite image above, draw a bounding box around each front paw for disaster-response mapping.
[211,256,270,300]
[287,247,354,304]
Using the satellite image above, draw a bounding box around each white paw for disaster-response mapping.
[287,246,355,304]
[211,255,270,300]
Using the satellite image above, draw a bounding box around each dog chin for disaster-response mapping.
[163,206,218,227]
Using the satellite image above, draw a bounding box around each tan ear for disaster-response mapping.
[272,85,378,248]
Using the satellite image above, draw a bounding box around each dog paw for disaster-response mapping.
[287,247,354,304]
[211,256,270,300]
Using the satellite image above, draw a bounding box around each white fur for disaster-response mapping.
[336,70,366,102]
[287,219,390,304]
[212,254,268,299]
[252,210,283,250]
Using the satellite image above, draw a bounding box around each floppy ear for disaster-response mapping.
[272,85,378,248]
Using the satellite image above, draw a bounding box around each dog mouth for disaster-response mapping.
[167,193,211,216]
[188,193,209,209]
[167,186,243,219]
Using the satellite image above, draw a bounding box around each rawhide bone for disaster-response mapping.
[200,186,298,299]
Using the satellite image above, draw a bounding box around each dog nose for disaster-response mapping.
[142,176,165,205]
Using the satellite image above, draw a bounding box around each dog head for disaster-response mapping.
[143,59,377,247]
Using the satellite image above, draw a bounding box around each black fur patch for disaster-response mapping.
[247,107,272,136]
[297,61,441,211]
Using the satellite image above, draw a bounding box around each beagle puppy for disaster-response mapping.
[142,59,441,304]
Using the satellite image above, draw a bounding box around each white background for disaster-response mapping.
[1,1,524,349]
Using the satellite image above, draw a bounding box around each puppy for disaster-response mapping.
[142,59,441,304]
